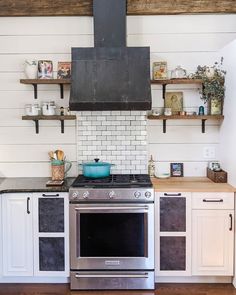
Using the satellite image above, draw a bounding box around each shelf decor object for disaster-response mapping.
[147,114,224,133]
[22,115,76,134]
[20,79,71,99]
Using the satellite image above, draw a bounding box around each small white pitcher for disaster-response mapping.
[24,60,38,79]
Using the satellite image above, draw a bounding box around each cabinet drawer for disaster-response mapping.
[192,192,234,209]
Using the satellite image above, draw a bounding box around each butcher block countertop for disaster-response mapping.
[152,177,236,192]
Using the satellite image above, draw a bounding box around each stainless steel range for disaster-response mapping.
[69,174,154,290]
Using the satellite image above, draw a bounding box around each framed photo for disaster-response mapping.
[152,61,167,80]
[170,163,184,177]
[57,62,71,79]
[38,60,53,79]
[165,92,183,114]
[210,99,222,115]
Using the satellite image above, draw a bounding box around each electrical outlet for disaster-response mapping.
[203,147,216,159]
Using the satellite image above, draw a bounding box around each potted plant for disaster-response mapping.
[192,57,226,115]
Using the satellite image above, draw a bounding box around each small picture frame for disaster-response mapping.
[170,163,184,177]
[38,60,53,79]
[152,61,167,80]
[165,92,183,115]
[57,62,71,79]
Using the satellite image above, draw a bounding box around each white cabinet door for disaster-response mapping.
[192,209,234,275]
[2,193,33,276]
[0,196,2,277]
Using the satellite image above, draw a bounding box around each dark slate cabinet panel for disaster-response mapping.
[39,198,64,232]
[160,236,186,271]
[160,197,186,232]
[39,237,65,271]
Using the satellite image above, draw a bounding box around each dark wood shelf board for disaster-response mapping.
[151,79,203,85]
[148,115,224,120]
[20,79,71,85]
[22,115,76,120]
[148,115,224,134]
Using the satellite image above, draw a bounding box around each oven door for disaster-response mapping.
[70,203,154,270]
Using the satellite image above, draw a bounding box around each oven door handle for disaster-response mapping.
[74,206,149,211]
[75,273,149,278]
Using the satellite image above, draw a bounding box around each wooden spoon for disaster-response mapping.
[48,151,54,160]
[57,150,64,161]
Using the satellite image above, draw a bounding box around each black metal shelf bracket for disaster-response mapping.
[33,84,37,99]
[162,84,167,99]
[202,119,207,133]
[163,119,167,133]
[59,84,64,99]
[33,120,39,134]
[60,120,65,133]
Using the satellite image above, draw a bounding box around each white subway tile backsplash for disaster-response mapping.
[77,110,147,173]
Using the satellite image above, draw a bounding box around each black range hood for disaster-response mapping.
[69,0,151,111]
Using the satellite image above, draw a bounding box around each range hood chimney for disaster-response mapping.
[69,0,152,111]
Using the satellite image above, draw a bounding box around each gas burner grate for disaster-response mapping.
[71,174,152,188]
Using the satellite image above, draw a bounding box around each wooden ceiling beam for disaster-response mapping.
[0,0,235,16]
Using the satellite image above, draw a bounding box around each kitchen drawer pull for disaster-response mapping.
[164,193,181,196]
[203,198,223,203]
[229,214,233,231]
[75,273,149,279]
[42,193,60,197]
[27,197,30,214]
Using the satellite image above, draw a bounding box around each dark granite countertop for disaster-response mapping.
[0,177,75,194]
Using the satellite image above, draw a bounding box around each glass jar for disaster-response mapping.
[171,65,187,79]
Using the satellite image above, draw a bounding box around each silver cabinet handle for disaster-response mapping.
[164,193,181,196]
[75,273,149,278]
[42,193,59,197]
[75,206,149,211]
[203,199,223,203]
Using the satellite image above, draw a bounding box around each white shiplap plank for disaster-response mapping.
[128,33,236,52]
[0,90,70,108]
[147,126,220,144]
[0,17,93,35]
[0,35,93,54]
[0,127,76,144]
[149,143,219,162]
[0,144,76,162]
[127,15,236,35]
[0,162,78,178]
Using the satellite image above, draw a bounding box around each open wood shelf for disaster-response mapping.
[20,79,71,99]
[147,114,224,133]
[22,115,76,134]
[151,78,203,99]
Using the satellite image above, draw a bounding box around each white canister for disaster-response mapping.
[42,101,56,116]
[25,104,40,116]
[24,60,38,79]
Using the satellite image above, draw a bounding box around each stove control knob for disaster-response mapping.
[72,192,79,199]
[82,191,89,199]
[145,191,152,198]
[109,191,116,199]
[134,191,141,198]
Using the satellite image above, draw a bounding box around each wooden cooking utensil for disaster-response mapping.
[48,151,54,160]
[57,150,64,161]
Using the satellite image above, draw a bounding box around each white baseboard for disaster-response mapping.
[155,276,233,284]
[0,277,69,283]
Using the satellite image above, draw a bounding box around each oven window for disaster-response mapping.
[78,213,146,257]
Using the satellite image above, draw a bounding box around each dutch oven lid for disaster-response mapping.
[83,158,113,167]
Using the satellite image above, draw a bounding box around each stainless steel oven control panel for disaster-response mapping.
[69,188,154,202]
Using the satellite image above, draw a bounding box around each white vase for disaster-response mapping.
[24,60,38,79]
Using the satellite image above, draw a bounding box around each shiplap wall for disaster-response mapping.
[0,15,235,177]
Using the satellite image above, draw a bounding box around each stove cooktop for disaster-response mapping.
[71,174,152,188]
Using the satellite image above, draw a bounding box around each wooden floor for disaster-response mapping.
[0,284,236,295]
